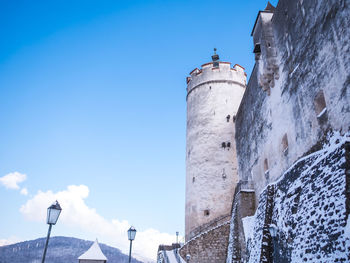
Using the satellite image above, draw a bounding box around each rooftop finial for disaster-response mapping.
[212,48,220,64]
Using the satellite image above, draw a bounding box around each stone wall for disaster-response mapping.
[243,135,350,262]
[179,222,230,263]
[226,181,256,263]
[235,0,350,197]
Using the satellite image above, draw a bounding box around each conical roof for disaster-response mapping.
[78,239,108,261]
[264,2,276,12]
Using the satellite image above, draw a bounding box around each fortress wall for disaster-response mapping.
[179,222,230,263]
[235,0,350,197]
[245,138,350,263]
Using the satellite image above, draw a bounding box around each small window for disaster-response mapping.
[264,159,269,172]
[314,90,327,118]
[282,134,288,153]
[253,43,261,54]
[264,158,270,181]
[226,115,231,122]
[222,142,226,148]
[232,115,236,122]
[192,177,195,183]
[227,142,231,148]
[204,210,210,216]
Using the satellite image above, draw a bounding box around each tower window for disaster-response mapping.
[226,115,230,122]
[221,142,226,148]
[204,210,210,216]
[192,177,195,183]
[227,142,231,148]
[253,43,261,54]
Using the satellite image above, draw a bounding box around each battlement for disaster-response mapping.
[186,62,246,98]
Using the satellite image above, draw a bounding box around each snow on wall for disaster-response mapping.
[185,62,246,240]
[235,0,350,197]
[246,132,350,263]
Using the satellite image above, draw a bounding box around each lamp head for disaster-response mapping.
[128,226,137,241]
[47,200,62,225]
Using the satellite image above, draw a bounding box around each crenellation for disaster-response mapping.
[185,52,246,245]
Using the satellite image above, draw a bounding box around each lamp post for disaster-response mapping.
[41,200,62,263]
[127,226,136,263]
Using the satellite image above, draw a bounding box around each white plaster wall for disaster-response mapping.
[236,0,350,198]
[185,63,246,240]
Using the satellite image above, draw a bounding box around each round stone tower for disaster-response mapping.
[185,51,246,240]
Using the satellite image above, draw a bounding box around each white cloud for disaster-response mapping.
[0,172,27,190]
[20,188,28,195]
[20,185,176,261]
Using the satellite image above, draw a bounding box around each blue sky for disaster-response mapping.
[0,0,278,260]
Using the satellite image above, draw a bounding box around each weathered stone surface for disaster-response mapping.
[180,222,230,263]
[245,138,350,263]
[236,0,350,197]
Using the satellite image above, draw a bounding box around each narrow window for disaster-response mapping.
[222,142,226,148]
[226,115,231,122]
[204,210,210,216]
[253,43,261,54]
[264,158,270,181]
[232,115,236,123]
[227,142,231,148]
[192,177,195,183]
[264,158,269,172]
[314,90,327,118]
[282,134,288,153]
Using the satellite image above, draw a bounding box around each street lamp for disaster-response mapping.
[186,254,191,263]
[127,226,137,263]
[41,200,62,263]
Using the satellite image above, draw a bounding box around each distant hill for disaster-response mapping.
[0,236,144,263]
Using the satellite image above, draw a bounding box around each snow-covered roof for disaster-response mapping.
[78,239,107,261]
